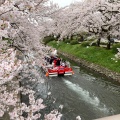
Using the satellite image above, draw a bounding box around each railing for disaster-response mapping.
[94,114,120,120]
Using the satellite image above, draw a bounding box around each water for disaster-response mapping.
[22,65,120,120]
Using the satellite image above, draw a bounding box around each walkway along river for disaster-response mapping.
[21,58,120,120]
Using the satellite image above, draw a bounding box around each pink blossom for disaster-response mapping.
[0,109,4,117]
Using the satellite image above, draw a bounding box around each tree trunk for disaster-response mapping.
[70,35,73,40]
[56,34,60,39]
[107,41,111,49]
[67,36,69,39]
[80,35,84,41]
[77,34,84,42]
[107,35,111,49]
[97,37,101,47]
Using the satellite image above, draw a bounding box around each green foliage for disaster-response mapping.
[72,35,77,40]
[64,39,71,43]
[112,43,120,53]
[47,40,57,47]
[70,40,78,45]
[81,41,91,47]
[42,36,55,45]
[89,38,96,41]
[90,42,97,46]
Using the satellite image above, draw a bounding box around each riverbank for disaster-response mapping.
[58,51,120,83]
[47,41,120,83]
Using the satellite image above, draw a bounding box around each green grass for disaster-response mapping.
[48,41,120,73]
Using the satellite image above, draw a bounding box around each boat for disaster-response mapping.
[41,56,74,77]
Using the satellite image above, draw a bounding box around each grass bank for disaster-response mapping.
[47,41,120,73]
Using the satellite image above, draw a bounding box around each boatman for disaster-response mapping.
[51,48,57,57]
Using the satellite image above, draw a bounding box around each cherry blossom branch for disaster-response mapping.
[0,0,5,6]
[0,8,13,16]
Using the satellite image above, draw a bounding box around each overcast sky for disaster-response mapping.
[51,0,82,7]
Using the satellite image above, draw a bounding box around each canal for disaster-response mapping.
[22,63,120,120]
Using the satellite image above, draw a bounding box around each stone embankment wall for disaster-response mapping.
[58,51,120,83]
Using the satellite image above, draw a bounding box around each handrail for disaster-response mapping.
[94,114,120,120]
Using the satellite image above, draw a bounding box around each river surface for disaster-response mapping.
[22,63,120,120]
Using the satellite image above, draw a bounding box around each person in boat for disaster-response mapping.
[49,56,57,64]
[66,61,70,67]
[56,57,61,66]
[44,56,50,63]
[53,58,57,67]
[61,62,65,67]
[49,56,54,64]
[51,48,57,56]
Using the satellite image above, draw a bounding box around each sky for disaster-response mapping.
[51,0,82,7]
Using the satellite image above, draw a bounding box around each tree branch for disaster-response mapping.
[0,8,13,16]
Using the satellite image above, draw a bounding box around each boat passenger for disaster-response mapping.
[53,59,57,67]
[61,62,65,67]
[49,56,54,64]
[66,61,70,67]
[44,56,50,63]
[56,57,61,66]
[51,48,57,56]
[49,56,57,64]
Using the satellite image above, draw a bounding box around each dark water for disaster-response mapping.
[34,65,120,120]
[22,65,120,120]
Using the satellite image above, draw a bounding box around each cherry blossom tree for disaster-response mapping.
[86,0,120,48]
[1,0,119,119]
[50,0,120,49]
[0,0,64,120]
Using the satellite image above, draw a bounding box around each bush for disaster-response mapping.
[112,43,120,53]
[89,40,97,46]
[70,40,78,45]
[43,36,55,45]
[64,39,71,43]
[81,41,91,47]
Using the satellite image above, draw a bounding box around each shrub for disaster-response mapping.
[70,40,78,45]
[112,43,120,53]
[81,41,91,47]
[43,36,55,45]
[90,42,97,46]
[89,40,97,46]
[64,39,71,43]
